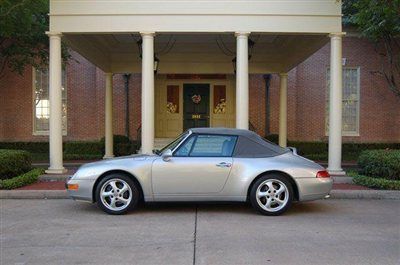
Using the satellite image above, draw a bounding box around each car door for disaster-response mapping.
[151,134,237,195]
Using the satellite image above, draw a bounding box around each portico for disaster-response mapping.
[47,0,344,175]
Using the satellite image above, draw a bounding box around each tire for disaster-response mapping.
[249,174,293,216]
[95,173,140,215]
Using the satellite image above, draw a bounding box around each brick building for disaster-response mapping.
[1,36,398,143]
[1,0,399,175]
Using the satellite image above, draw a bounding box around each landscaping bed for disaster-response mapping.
[264,134,400,162]
[0,135,140,162]
[348,149,400,190]
[0,149,45,189]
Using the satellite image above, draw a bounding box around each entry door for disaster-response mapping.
[183,84,210,130]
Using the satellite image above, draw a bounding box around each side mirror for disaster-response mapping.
[162,149,173,162]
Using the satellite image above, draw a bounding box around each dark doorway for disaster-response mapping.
[183,84,210,130]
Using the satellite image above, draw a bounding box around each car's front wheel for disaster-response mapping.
[250,174,293,216]
[95,173,140,215]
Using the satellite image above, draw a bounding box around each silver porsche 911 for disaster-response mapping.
[66,128,332,215]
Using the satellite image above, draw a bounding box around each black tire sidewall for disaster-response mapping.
[250,174,293,216]
[95,173,140,215]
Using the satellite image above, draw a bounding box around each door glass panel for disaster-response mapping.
[190,135,237,157]
[167,85,179,114]
[213,85,226,114]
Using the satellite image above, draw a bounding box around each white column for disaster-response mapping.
[104,73,114,159]
[328,33,345,175]
[279,73,288,148]
[235,32,250,130]
[140,32,155,154]
[45,32,66,174]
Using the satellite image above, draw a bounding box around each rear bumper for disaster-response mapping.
[66,177,96,202]
[297,177,333,202]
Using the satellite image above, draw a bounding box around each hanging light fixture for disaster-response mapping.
[153,55,160,74]
[136,38,160,74]
[232,37,255,73]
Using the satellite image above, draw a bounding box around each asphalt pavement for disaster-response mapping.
[1,199,399,265]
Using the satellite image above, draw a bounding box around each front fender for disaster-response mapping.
[68,156,156,202]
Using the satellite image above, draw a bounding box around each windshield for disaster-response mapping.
[157,131,189,155]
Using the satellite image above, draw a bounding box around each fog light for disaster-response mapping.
[67,184,79,191]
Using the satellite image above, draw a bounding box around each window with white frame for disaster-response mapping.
[33,67,67,134]
[326,67,360,136]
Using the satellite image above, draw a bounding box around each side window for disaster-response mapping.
[190,135,237,157]
[174,136,196,157]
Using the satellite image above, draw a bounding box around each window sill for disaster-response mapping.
[33,131,67,136]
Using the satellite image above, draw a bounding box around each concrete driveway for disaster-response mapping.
[1,199,399,265]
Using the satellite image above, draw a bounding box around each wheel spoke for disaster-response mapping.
[101,191,113,199]
[119,184,129,194]
[265,197,273,208]
[109,197,117,208]
[276,186,286,196]
[257,190,268,198]
[109,181,118,191]
[118,197,129,205]
[266,181,274,191]
[275,197,285,205]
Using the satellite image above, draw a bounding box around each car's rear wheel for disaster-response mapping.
[250,174,293,216]
[95,173,140,215]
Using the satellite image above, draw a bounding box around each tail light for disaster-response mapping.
[316,170,330,178]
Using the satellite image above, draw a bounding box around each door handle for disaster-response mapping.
[216,162,232,168]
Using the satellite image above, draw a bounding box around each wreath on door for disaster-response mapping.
[191,94,202,104]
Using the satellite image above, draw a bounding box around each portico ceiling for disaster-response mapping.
[64,33,329,74]
[52,0,341,74]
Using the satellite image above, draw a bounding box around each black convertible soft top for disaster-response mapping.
[189,128,288,158]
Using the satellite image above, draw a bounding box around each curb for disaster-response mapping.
[0,190,69,199]
[332,176,353,184]
[1,189,399,200]
[330,190,400,200]
[39,174,70,182]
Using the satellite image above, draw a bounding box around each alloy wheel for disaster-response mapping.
[100,178,133,211]
[255,179,289,212]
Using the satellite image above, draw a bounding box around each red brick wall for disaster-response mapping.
[0,37,399,143]
[0,67,35,141]
[248,37,400,143]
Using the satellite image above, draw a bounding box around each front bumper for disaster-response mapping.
[65,176,96,202]
[297,177,333,202]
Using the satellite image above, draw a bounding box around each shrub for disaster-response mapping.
[64,141,103,155]
[288,141,328,157]
[100,135,139,156]
[100,135,130,145]
[351,173,400,190]
[64,154,103,160]
[358,149,400,180]
[0,149,32,180]
[0,142,48,153]
[265,134,279,144]
[0,168,45,190]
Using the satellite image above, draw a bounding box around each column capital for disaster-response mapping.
[279,73,288,78]
[235,32,250,37]
[46,31,62,38]
[140,31,155,37]
[329,32,346,39]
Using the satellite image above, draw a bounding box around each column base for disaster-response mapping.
[103,155,115,159]
[45,167,68,174]
[327,168,346,176]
